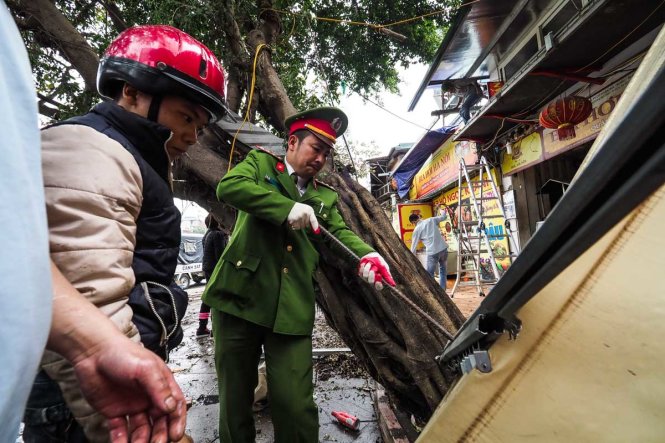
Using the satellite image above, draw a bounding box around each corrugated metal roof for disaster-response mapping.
[214,111,285,155]
[454,0,665,142]
[409,0,522,111]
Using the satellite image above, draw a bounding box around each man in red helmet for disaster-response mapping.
[23,25,227,441]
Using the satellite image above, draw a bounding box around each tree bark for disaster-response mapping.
[99,0,128,32]
[314,171,465,414]
[246,29,297,131]
[172,5,464,417]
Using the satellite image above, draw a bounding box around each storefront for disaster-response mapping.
[501,69,634,246]
[395,133,516,277]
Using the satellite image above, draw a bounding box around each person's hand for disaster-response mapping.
[358,252,396,290]
[48,261,187,443]
[71,336,186,443]
[287,202,320,233]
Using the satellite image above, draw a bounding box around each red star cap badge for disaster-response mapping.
[276,162,285,173]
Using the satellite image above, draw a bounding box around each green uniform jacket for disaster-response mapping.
[202,149,374,335]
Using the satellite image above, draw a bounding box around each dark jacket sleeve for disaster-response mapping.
[203,230,226,277]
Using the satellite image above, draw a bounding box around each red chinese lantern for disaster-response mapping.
[539,96,592,141]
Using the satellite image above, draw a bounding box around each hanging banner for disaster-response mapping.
[408,139,476,200]
[501,131,544,176]
[396,203,433,250]
[432,169,512,276]
[542,74,631,158]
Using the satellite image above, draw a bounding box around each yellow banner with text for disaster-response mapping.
[409,139,476,200]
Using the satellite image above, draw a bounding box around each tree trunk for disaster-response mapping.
[172,1,465,418]
[246,29,297,131]
[175,129,466,418]
[314,171,465,415]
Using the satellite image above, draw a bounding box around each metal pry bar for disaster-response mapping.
[316,225,455,341]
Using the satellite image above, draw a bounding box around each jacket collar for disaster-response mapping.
[92,101,172,183]
[283,158,319,191]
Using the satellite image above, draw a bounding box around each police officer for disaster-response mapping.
[203,107,395,442]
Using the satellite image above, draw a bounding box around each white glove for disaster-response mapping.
[358,252,396,290]
[287,202,320,232]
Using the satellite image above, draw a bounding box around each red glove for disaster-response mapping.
[358,252,396,290]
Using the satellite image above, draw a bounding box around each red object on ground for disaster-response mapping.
[331,411,360,431]
[539,96,593,141]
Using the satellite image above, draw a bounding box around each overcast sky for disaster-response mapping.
[340,62,440,155]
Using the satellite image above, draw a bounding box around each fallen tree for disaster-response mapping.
[175,127,465,416]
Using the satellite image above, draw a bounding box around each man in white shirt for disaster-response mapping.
[410,206,449,293]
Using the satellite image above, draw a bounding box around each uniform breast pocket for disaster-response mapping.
[309,199,332,222]
[219,249,262,303]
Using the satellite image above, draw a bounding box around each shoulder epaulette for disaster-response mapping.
[314,179,336,192]
[252,145,283,161]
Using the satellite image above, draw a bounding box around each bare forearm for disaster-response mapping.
[47,260,124,365]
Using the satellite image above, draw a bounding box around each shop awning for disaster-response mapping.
[391,126,457,198]
[409,0,665,142]
[408,0,519,111]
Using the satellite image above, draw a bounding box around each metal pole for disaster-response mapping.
[316,225,455,341]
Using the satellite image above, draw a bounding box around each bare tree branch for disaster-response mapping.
[10,0,100,91]
[38,102,61,119]
[38,92,65,109]
[73,0,98,26]
[99,0,128,31]
[257,0,282,46]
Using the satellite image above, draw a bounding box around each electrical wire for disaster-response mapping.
[262,0,481,34]
[228,1,478,174]
[483,118,506,152]
[381,1,481,28]
[351,89,431,131]
[227,43,267,172]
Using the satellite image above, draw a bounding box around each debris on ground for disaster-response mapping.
[312,309,347,349]
[315,353,369,381]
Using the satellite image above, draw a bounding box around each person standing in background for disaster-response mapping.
[410,205,449,294]
[198,213,227,337]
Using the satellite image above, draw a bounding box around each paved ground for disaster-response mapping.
[441,276,490,318]
[169,277,485,442]
[13,277,483,443]
[169,284,381,442]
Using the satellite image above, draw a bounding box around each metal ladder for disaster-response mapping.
[451,156,520,297]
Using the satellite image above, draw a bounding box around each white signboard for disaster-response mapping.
[176,263,203,273]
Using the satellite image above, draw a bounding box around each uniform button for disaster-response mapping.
[323,214,328,219]
[283,267,289,274]
[236,260,242,267]
[286,245,293,252]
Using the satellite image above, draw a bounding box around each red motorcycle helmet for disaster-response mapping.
[97,25,227,122]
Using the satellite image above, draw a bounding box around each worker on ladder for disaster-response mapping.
[410,204,450,294]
